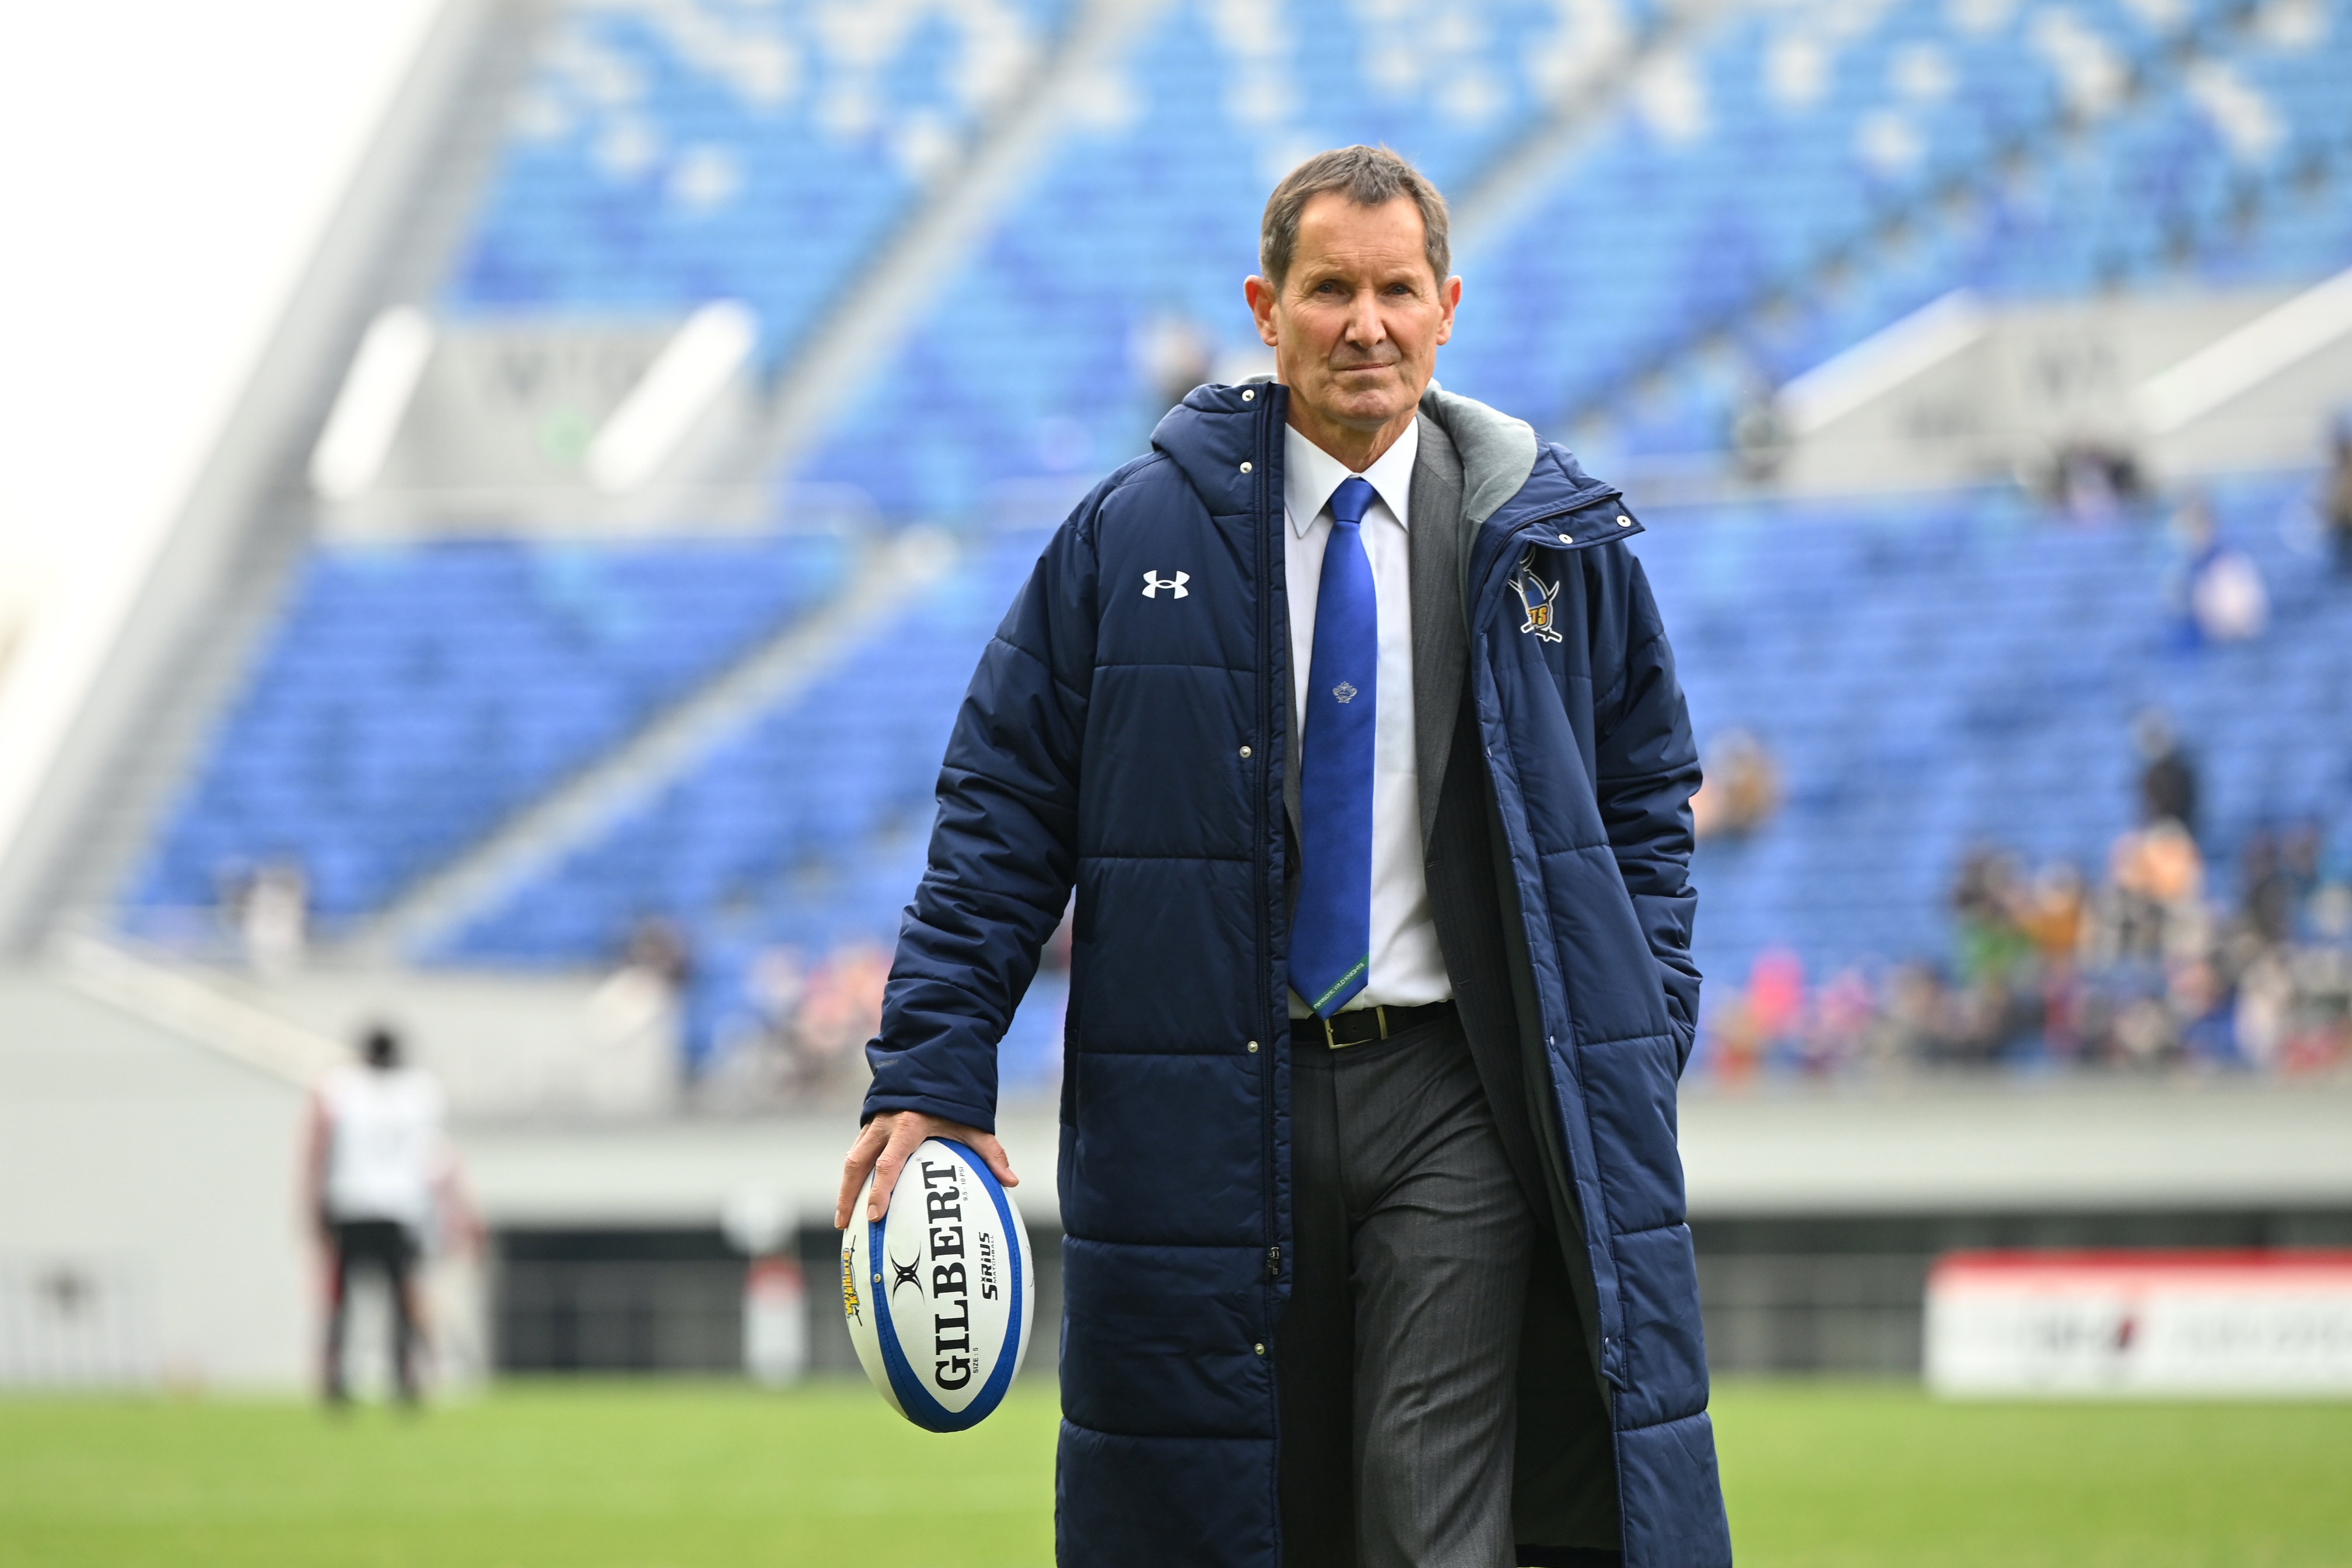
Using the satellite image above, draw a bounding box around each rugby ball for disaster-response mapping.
[841,1137,1033,1432]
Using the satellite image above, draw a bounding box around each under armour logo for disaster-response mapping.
[890,1255,924,1296]
[1332,681,1359,704]
[1142,570,1189,599]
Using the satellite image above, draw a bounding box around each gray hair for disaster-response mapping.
[1259,145,1452,290]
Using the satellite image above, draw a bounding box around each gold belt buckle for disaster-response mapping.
[1322,1006,1392,1050]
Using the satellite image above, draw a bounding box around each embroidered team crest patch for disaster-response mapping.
[1511,561,1564,643]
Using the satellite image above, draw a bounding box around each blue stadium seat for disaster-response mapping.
[446,0,1077,365]
[130,534,850,923]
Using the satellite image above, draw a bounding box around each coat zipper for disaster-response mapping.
[1254,391,1286,1550]
[1255,392,1282,1298]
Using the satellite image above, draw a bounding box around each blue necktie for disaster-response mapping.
[1291,475,1378,1017]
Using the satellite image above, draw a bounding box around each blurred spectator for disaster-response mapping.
[1703,947,1805,1079]
[1882,962,1964,1062]
[2169,956,2239,1063]
[231,858,309,973]
[2045,438,2143,523]
[2324,421,2352,577]
[2313,838,2352,944]
[2105,817,2207,963]
[745,944,809,1047]
[622,915,693,993]
[1691,728,1783,841]
[2168,491,2267,645]
[1135,313,1214,416]
[1804,967,1878,1073]
[306,1026,471,1405]
[695,939,897,1108]
[2134,709,2199,839]
[586,915,694,1082]
[793,942,890,1068]
[2233,949,2295,1068]
[2016,862,2088,962]
[1730,374,1784,483]
[697,945,811,1107]
[1692,819,2352,1084]
[1952,848,2031,982]
[2237,828,2314,949]
[1946,847,2052,1062]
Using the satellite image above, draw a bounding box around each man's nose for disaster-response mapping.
[1342,287,1387,347]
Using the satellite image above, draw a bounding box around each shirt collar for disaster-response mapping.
[1283,415,1419,539]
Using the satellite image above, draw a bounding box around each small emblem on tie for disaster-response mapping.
[1142,570,1189,599]
[1511,562,1564,643]
[1332,681,1359,704]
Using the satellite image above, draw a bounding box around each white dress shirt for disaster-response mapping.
[1284,418,1452,1016]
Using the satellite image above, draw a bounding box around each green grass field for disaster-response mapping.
[1,1380,2346,1567]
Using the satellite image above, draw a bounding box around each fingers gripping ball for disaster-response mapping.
[842,1138,1033,1431]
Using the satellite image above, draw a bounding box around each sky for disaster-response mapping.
[0,0,441,872]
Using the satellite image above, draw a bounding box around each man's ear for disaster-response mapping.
[1434,274,1461,348]
[1245,275,1280,348]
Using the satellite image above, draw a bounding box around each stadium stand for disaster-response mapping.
[120,0,2352,1085]
[1644,471,2352,992]
[433,525,1070,1079]
[129,533,849,926]
[799,0,1647,519]
[447,0,1077,365]
[418,470,2352,1079]
[793,0,2352,514]
[1444,0,2352,456]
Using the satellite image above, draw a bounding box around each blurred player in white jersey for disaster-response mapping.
[306,1025,463,1405]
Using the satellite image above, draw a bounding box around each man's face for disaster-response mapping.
[1248,193,1460,440]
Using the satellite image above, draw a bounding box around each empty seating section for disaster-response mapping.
[440,527,1068,1078]
[448,0,1073,363]
[793,0,2350,512]
[1443,0,2352,454]
[426,476,2351,1079]
[800,0,1632,519]
[446,0,2348,486]
[131,535,849,923]
[1636,474,2352,995]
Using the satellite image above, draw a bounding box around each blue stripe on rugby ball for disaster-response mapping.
[867,1139,1024,1433]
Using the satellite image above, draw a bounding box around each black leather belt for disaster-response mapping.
[1293,999,1456,1050]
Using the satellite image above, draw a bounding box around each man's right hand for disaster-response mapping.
[834,1110,1019,1230]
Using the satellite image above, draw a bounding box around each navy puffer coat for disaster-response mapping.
[866,383,1730,1567]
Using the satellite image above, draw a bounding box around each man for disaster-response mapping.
[306,1025,453,1405]
[2323,419,2352,577]
[838,146,1728,1567]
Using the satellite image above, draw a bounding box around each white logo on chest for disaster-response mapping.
[1141,570,1189,599]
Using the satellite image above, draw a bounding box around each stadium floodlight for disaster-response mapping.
[2134,264,2352,435]
[309,306,435,499]
[584,300,759,494]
